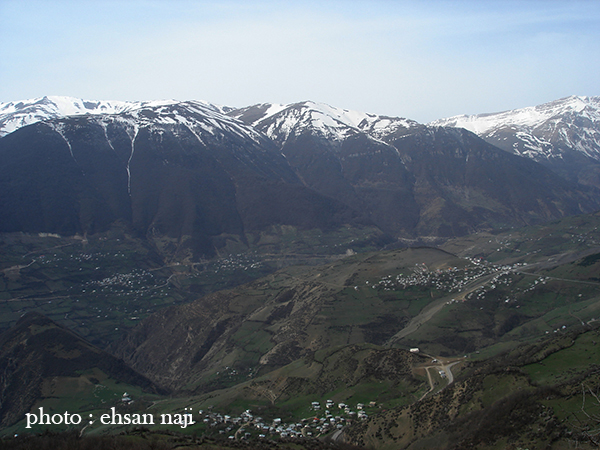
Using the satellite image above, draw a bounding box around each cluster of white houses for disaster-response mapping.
[208,253,264,274]
[310,399,371,421]
[371,258,530,297]
[198,399,373,441]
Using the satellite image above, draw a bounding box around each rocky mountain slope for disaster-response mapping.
[344,322,600,449]
[111,244,497,392]
[106,211,600,448]
[432,95,600,189]
[230,100,600,238]
[1,206,600,447]
[0,100,364,259]
[1,96,598,260]
[113,210,600,394]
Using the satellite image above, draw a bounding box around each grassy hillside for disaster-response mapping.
[344,322,600,449]
[112,246,476,391]
[0,223,383,347]
[2,212,600,447]
[0,312,163,435]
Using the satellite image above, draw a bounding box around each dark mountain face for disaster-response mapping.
[274,130,420,235]
[0,103,365,259]
[387,127,599,235]
[1,98,599,261]
[231,102,600,239]
[432,96,600,190]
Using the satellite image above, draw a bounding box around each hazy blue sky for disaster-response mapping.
[1,0,599,122]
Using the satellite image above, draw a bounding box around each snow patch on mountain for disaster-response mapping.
[432,96,599,134]
[357,115,420,141]
[431,96,600,162]
[0,96,232,138]
[0,96,131,136]
[233,101,420,145]
[256,101,372,143]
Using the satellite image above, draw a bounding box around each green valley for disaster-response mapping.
[2,212,600,449]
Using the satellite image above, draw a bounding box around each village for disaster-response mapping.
[193,399,372,441]
[372,257,529,294]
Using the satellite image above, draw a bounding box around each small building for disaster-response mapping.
[410,348,420,353]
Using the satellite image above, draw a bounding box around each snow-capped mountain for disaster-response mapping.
[431,96,600,188]
[0,96,130,137]
[229,100,420,145]
[0,98,362,259]
[0,95,231,137]
[230,100,599,239]
[1,94,599,257]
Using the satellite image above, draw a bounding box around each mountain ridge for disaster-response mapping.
[230,100,600,237]
[431,95,600,189]
[1,95,599,259]
[4,94,600,176]
[0,100,367,259]
[0,95,233,137]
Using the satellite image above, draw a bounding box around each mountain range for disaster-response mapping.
[1,95,599,259]
[2,94,600,448]
[0,98,364,259]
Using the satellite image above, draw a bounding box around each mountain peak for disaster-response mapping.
[0,96,233,137]
[431,95,600,135]
[229,100,419,145]
[431,95,600,188]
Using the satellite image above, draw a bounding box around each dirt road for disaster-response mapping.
[386,273,498,344]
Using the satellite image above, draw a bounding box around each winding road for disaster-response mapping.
[386,273,499,345]
[417,356,464,400]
